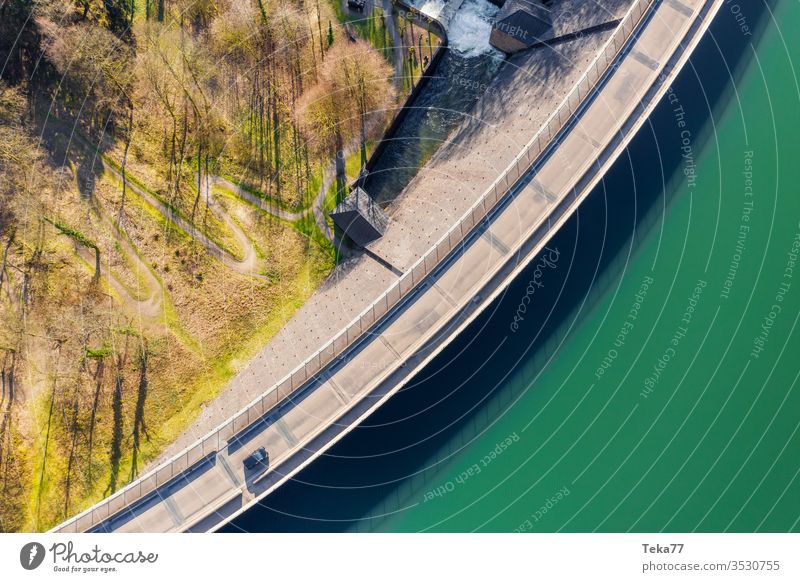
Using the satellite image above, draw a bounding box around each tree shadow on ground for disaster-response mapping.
[34,113,111,202]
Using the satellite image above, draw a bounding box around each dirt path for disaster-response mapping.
[96,209,163,320]
[211,113,383,244]
[311,165,335,240]
[211,173,332,241]
[208,175,302,222]
[54,113,380,278]
[59,158,165,320]
[382,0,406,83]
[48,118,265,280]
[71,225,164,321]
[103,163,264,278]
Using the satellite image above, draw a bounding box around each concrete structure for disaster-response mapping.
[491,0,630,54]
[438,0,467,29]
[490,0,552,53]
[52,0,725,533]
[153,3,612,470]
[330,187,389,246]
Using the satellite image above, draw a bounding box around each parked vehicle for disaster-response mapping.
[243,447,269,470]
[347,0,366,12]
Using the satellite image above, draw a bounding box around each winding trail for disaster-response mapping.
[211,112,386,244]
[71,210,165,320]
[103,162,263,278]
[50,118,264,279]
[311,169,335,241]
[56,157,166,320]
[100,211,163,319]
[53,103,387,285]
[213,171,334,242]
[209,175,303,222]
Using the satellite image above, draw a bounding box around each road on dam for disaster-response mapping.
[52,0,724,533]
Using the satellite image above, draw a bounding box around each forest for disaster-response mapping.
[0,0,401,531]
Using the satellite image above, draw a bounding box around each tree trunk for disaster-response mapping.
[86,357,105,481]
[316,0,325,61]
[272,89,281,201]
[174,102,188,214]
[334,131,346,204]
[130,342,149,481]
[93,247,101,283]
[0,229,15,298]
[118,103,134,228]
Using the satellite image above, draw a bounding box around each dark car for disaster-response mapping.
[347,0,366,12]
[243,447,269,471]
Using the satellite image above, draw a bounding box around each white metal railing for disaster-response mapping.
[53,0,655,533]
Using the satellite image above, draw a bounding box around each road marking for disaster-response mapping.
[378,335,402,360]
[161,494,185,527]
[664,0,694,17]
[217,453,242,486]
[323,373,350,404]
[630,49,659,71]
[433,283,458,308]
[275,418,299,447]
[576,127,602,149]
[112,508,140,532]
[529,179,558,202]
[481,229,510,255]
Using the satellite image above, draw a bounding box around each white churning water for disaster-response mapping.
[410,0,501,57]
[448,0,501,57]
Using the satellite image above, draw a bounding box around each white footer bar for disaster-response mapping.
[2,533,797,581]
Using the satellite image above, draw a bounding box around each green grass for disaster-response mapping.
[396,21,439,93]
[221,175,305,213]
[49,124,241,260]
[215,161,326,215]
[28,195,334,530]
[211,189,268,263]
[214,183,335,264]
[308,166,325,206]
[157,245,331,429]
[295,212,336,259]
[323,180,339,215]
[106,174,205,354]
[101,158,246,262]
[43,216,98,251]
[329,1,393,63]
[345,142,369,179]
[77,240,334,527]
[26,389,66,531]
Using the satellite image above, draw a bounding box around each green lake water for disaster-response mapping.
[226,0,800,533]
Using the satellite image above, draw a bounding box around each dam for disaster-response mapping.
[52,0,726,533]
